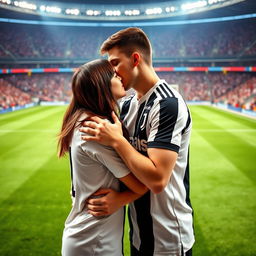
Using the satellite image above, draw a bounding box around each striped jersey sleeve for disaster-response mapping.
[147,91,189,153]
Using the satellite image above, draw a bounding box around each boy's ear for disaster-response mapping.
[132,52,140,66]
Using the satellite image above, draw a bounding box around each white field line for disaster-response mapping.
[212,105,256,120]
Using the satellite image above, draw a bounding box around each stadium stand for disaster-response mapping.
[0,18,255,113]
[0,74,71,109]
[217,76,256,109]
[0,72,255,111]
[0,78,32,109]
[159,72,254,102]
[0,19,255,59]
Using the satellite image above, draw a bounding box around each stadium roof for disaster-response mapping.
[57,0,171,3]
[0,0,255,21]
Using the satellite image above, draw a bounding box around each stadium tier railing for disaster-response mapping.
[1,66,256,75]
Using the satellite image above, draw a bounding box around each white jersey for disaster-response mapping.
[62,116,130,256]
[120,80,195,256]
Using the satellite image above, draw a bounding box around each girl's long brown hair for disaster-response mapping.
[57,59,118,158]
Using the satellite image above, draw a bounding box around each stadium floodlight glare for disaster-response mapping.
[40,5,61,14]
[145,7,162,15]
[86,10,101,16]
[65,8,79,15]
[0,0,246,20]
[132,10,140,15]
[13,1,36,10]
[86,10,93,15]
[39,5,47,11]
[165,6,175,13]
[43,5,61,14]
[208,0,218,3]
[208,0,226,4]
[105,10,121,16]
[0,0,11,4]
[181,0,208,11]
[124,9,140,16]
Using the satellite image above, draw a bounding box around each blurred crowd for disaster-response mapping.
[217,76,256,111]
[149,21,256,58]
[0,74,71,109]
[0,19,255,59]
[0,18,255,112]
[0,72,255,111]
[160,72,256,111]
[0,78,32,109]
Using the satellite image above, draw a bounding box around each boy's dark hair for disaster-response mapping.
[100,27,152,65]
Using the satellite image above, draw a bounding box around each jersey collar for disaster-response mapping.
[137,79,165,104]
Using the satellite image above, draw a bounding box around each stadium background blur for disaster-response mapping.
[0,0,256,113]
[0,0,256,255]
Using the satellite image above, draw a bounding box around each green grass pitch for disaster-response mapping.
[0,105,255,255]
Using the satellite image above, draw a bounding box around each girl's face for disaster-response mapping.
[110,73,126,100]
[108,47,136,91]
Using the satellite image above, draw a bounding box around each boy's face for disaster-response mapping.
[108,47,135,91]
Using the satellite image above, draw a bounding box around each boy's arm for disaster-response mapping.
[87,188,145,216]
[111,134,177,193]
[80,113,177,194]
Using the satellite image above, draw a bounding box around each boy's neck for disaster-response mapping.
[135,66,159,99]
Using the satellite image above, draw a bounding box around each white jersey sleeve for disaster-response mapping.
[148,97,189,153]
[80,136,130,179]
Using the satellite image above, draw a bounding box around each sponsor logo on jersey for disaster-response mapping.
[130,137,147,152]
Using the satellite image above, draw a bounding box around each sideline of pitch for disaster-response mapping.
[187,101,256,120]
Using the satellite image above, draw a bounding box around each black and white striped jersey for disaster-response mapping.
[120,80,195,255]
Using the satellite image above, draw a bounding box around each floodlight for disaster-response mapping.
[166,6,175,13]
[208,0,218,4]
[45,6,61,14]
[66,8,79,15]
[181,1,207,11]
[0,0,11,4]
[0,0,244,20]
[40,5,45,11]
[105,10,121,16]
[145,7,162,15]
[86,10,101,16]
[13,1,36,10]
[124,9,140,16]
[93,10,101,15]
